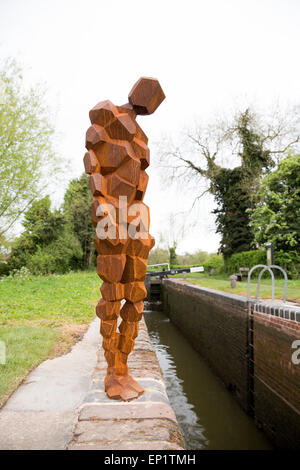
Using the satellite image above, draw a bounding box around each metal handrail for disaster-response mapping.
[269,264,288,303]
[247,263,288,304]
[256,266,275,302]
[247,265,272,301]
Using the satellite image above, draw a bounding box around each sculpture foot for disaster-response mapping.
[105,374,144,401]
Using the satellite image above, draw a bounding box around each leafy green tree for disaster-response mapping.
[8,196,57,269]
[62,173,95,269]
[9,196,82,274]
[250,154,300,253]
[0,59,59,243]
[169,245,178,266]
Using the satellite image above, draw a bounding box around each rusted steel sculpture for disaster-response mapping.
[84,77,165,401]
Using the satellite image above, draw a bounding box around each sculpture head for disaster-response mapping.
[128,77,165,115]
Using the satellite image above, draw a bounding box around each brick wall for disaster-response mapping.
[253,307,300,449]
[162,279,250,412]
[162,279,300,449]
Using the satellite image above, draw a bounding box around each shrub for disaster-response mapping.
[273,250,300,279]
[226,249,300,278]
[226,250,265,274]
[0,263,10,277]
[6,266,32,280]
[27,248,57,275]
[203,254,224,274]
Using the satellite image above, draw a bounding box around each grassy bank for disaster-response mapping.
[175,272,300,303]
[0,270,100,406]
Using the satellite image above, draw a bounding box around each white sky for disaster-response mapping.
[1,0,300,254]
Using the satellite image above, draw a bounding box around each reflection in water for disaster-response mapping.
[144,311,272,450]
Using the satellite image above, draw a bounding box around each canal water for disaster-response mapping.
[144,310,272,450]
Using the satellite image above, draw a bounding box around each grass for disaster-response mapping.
[175,272,300,303]
[0,270,100,326]
[0,326,58,406]
[0,270,101,407]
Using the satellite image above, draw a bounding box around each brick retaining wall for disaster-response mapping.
[162,278,300,449]
[252,303,300,449]
[68,317,184,450]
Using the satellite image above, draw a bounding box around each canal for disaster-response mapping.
[144,310,272,450]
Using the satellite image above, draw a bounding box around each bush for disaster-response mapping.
[27,248,57,275]
[273,250,300,279]
[5,266,32,280]
[203,254,224,274]
[226,250,265,274]
[226,249,300,278]
[0,262,10,277]
[26,231,82,275]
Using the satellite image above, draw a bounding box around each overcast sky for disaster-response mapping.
[1,0,300,253]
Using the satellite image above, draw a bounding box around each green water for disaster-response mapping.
[144,310,272,450]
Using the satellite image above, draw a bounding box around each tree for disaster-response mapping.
[169,245,178,266]
[160,107,300,259]
[250,153,300,253]
[62,173,95,269]
[9,196,82,274]
[0,59,59,243]
[147,247,169,266]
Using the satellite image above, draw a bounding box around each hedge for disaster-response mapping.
[226,250,266,274]
[226,249,300,278]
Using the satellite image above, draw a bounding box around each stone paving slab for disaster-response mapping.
[69,441,184,451]
[78,402,177,423]
[0,411,75,450]
[73,418,183,446]
[82,389,170,405]
[68,317,184,450]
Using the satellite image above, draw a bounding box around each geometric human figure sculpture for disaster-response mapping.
[84,77,165,401]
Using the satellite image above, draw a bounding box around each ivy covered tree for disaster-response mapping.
[160,107,300,260]
[250,153,300,253]
[211,110,274,258]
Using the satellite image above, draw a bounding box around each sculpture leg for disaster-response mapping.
[102,297,144,400]
[96,251,135,401]
[97,295,141,401]
[107,238,150,400]
[95,297,123,392]
[96,253,145,400]
[115,298,145,397]
[103,261,146,400]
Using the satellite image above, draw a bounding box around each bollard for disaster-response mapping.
[230,274,237,288]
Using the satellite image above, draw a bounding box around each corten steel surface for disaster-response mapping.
[84,77,165,401]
